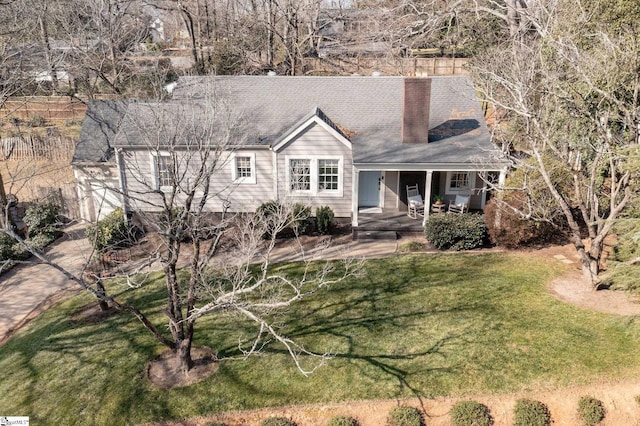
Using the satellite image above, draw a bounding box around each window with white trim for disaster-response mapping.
[236,156,252,178]
[318,159,339,191]
[231,153,257,184]
[445,171,475,194]
[286,156,343,196]
[153,152,173,190]
[289,159,311,192]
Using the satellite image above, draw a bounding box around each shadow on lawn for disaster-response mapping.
[215,254,503,399]
[0,253,511,422]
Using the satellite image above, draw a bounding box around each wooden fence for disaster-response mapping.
[1,136,76,162]
[1,96,88,122]
[304,56,468,76]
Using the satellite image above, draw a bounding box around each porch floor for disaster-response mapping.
[356,209,425,234]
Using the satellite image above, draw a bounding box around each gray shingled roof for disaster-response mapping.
[72,100,127,164]
[100,75,502,166]
[173,75,501,165]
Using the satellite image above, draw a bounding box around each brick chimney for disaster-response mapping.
[401,78,431,144]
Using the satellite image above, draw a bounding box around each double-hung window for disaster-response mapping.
[231,152,257,184]
[153,152,173,190]
[445,171,475,194]
[286,156,343,196]
[318,159,339,191]
[289,159,311,192]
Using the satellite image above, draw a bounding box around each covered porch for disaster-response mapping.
[351,166,507,230]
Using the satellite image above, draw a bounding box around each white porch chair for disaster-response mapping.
[406,184,425,219]
[448,194,470,214]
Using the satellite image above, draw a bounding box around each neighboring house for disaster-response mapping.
[72,75,507,230]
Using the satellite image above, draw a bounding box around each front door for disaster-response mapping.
[358,171,381,207]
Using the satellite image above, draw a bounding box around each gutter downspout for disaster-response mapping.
[115,148,129,225]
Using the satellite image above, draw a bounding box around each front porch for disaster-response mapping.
[356,208,426,235]
[351,168,507,230]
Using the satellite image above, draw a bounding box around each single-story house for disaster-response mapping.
[72,75,508,230]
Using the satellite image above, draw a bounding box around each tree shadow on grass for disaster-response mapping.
[214,270,495,401]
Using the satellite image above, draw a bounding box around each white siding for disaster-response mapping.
[122,148,273,213]
[276,123,353,218]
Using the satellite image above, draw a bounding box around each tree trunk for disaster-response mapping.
[177,335,193,374]
[572,236,601,288]
[96,279,110,312]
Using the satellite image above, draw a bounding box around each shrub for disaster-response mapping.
[291,202,311,235]
[483,197,558,248]
[424,213,487,250]
[316,205,335,235]
[451,400,493,426]
[86,208,133,253]
[327,416,358,426]
[260,417,296,426]
[513,399,551,426]
[23,202,62,239]
[256,200,311,238]
[577,396,605,426]
[635,394,640,406]
[398,240,425,252]
[0,232,18,261]
[25,233,57,252]
[386,406,423,426]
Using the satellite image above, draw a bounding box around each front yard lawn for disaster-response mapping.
[1,252,639,425]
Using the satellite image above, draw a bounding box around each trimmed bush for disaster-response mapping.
[513,399,551,426]
[316,205,336,235]
[386,406,423,426]
[451,400,493,426]
[577,396,605,426]
[260,417,296,426]
[86,208,133,253]
[398,240,426,252]
[291,202,311,235]
[327,416,358,426]
[256,200,311,238]
[424,213,487,250]
[0,232,19,261]
[23,202,62,239]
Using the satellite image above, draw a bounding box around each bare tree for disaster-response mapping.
[59,0,149,96]
[471,0,640,286]
[2,87,360,376]
[115,91,360,373]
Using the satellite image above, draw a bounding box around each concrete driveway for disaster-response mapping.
[0,224,92,343]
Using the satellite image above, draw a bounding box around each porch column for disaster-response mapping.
[494,168,508,229]
[352,167,359,227]
[499,168,507,187]
[423,170,433,225]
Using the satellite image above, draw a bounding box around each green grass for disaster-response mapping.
[2,252,640,425]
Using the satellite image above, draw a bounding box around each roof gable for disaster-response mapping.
[272,107,352,152]
[73,100,127,164]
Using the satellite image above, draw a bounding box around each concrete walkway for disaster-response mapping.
[0,224,92,343]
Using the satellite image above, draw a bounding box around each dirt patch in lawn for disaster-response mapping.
[70,302,120,323]
[528,243,640,316]
[146,346,218,389]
